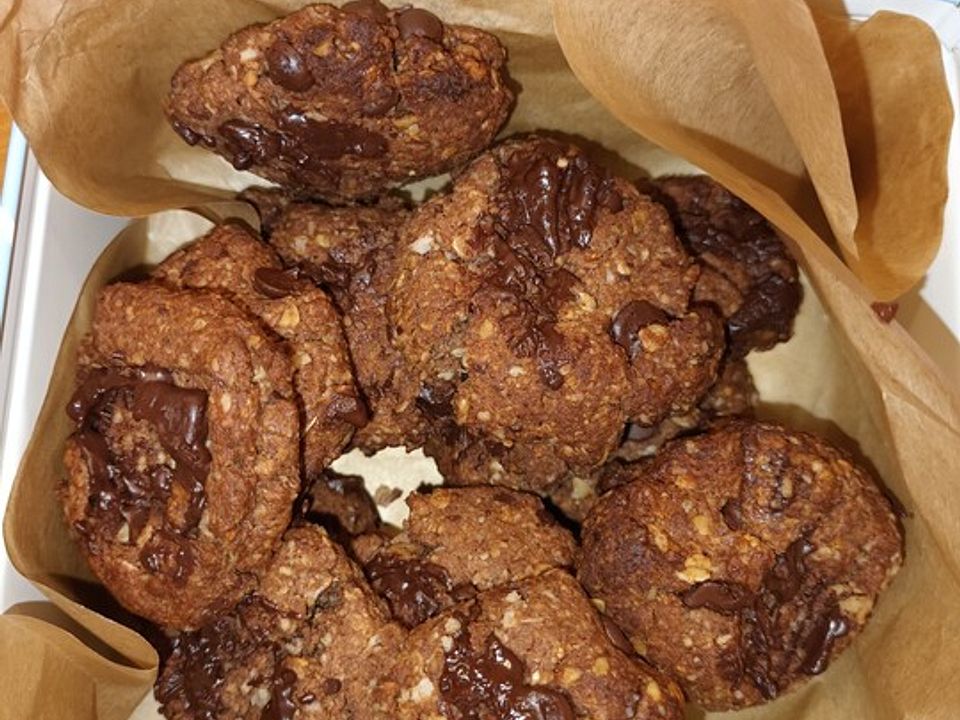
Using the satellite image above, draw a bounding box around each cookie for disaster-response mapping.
[156,524,405,719]
[264,197,425,452]
[166,0,513,201]
[578,420,903,709]
[377,569,685,720]
[61,282,299,629]
[154,222,362,474]
[362,487,576,627]
[391,135,725,481]
[650,176,803,357]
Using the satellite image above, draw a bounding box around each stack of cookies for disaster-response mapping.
[59,1,904,718]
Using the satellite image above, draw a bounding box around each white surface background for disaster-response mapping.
[0,0,958,615]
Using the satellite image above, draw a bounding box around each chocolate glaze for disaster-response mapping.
[365,554,453,628]
[262,667,299,720]
[396,8,444,42]
[610,300,670,359]
[254,267,302,299]
[266,40,315,92]
[439,615,576,720]
[66,366,211,580]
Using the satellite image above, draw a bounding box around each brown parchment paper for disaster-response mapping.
[0,0,958,719]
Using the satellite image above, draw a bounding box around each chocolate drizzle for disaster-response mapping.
[365,554,458,628]
[439,614,576,720]
[66,366,211,581]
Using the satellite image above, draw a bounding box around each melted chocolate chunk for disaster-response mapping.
[155,614,244,720]
[610,300,670,359]
[682,581,752,613]
[601,615,635,656]
[220,120,281,170]
[342,0,390,22]
[799,608,849,675]
[322,677,342,695]
[439,619,576,720]
[728,274,802,356]
[266,39,314,92]
[326,393,370,427]
[365,555,452,628]
[396,8,444,42]
[66,366,210,579]
[171,120,202,146]
[498,140,622,259]
[720,497,744,530]
[362,84,400,117]
[262,667,299,720]
[254,267,302,298]
[278,109,387,161]
[416,381,456,419]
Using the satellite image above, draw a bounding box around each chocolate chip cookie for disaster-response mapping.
[362,487,576,627]
[578,420,903,709]
[154,222,363,474]
[650,176,803,357]
[263,196,426,452]
[166,0,513,201]
[61,282,300,629]
[391,135,725,482]
[377,569,685,720]
[157,524,405,719]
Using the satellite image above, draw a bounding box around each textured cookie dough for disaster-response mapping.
[61,282,299,629]
[578,420,903,709]
[391,135,725,481]
[156,525,405,719]
[650,175,802,357]
[376,569,685,720]
[154,222,362,474]
[362,487,576,627]
[264,197,425,451]
[166,0,513,200]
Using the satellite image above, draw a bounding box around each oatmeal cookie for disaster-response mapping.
[391,136,724,478]
[156,524,405,719]
[154,222,362,474]
[578,420,904,709]
[61,282,299,629]
[166,0,513,200]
